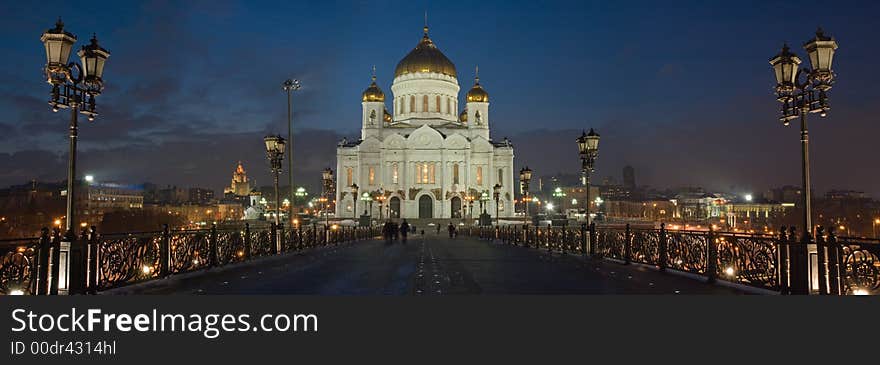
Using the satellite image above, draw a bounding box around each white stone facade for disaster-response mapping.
[335,29,514,220]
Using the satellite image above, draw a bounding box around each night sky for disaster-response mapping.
[1,0,878,197]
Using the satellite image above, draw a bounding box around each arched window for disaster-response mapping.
[436,95,441,112]
[392,163,399,184]
[446,97,451,115]
[410,95,415,113]
[498,168,503,186]
[423,95,429,112]
[346,167,353,186]
[476,166,483,186]
[453,164,460,184]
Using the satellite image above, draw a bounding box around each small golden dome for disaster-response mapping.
[466,80,489,103]
[383,108,392,123]
[394,27,457,78]
[362,75,385,102]
[459,109,468,123]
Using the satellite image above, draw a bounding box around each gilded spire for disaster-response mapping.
[466,66,489,102]
[424,10,429,36]
[362,66,385,102]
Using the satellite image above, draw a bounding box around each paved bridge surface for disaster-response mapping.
[119,233,745,295]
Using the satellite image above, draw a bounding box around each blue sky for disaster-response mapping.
[1,0,878,196]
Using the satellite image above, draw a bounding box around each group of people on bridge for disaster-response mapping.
[383,219,412,244]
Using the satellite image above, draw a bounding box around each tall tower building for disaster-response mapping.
[623,165,636,192]
[224,161,251,197]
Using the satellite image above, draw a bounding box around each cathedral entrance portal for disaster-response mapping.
[451,197,462,218]
[418,195,433,219]
[390,197,401,218]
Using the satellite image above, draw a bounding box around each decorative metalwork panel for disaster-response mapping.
[0,238,40,295]
[597,230,626,260]
[716,234,779,290]
[666,232,707,274]
[169,231,211,274]
[216,231,245,265]
[249,229,274,257]
[839,239,880,295]
[97,233,162,290]
[630,230,660,265]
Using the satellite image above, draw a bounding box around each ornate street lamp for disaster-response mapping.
[769,28,838,295]
[576,129,600,225]
[360,192,372,216]
[493,183,502,226]
[519,166,532,223]
[282,79,301,224]
[375,188,386,220]
[464,194,475,222]
[264,135,286,253]
[350,183,359,219]
[321,168,333,226]
[41,18,110,295]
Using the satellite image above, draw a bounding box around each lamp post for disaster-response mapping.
[282,79,301,224]
[360,192,372,216]
[351,184,359,219]
[264,135,286,253]
[552,187,566,221]
[41,19,110,295]
[520,166,532,224]
[769,28,838,294]
[493,184,502,226]
[375,189,386,221]
[465,194,474,222]
[322,168,333,226]
[576,129,600,225]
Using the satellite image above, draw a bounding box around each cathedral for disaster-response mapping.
[335,26,515,220]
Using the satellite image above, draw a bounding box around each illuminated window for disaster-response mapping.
[476,166,483,186]
[346,167,353,186]
[416,163,436,184]
[369,167,375,185]
[410,95,415,113]
[436,95,441,112]
[423,95,428,112]
[453,164,460,184]
[392,163,399,184]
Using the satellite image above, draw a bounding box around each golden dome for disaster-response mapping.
[362,74,385,102]
[394,27,457,78]
[466,74,489,103]
[459,108,468,123]
[383,108,392,123]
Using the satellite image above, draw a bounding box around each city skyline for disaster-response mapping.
[2,0,879,197]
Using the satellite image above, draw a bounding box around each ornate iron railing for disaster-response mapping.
[462,223,788,293]
[0,235,44,295]
[4,223,377,295]
[830,234,880,295]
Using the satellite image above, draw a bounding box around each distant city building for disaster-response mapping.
[623,165,636,192]
[223,161,251,197]
[78,181,144,227]
[188,187,215,204]
[763,185,802,204]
